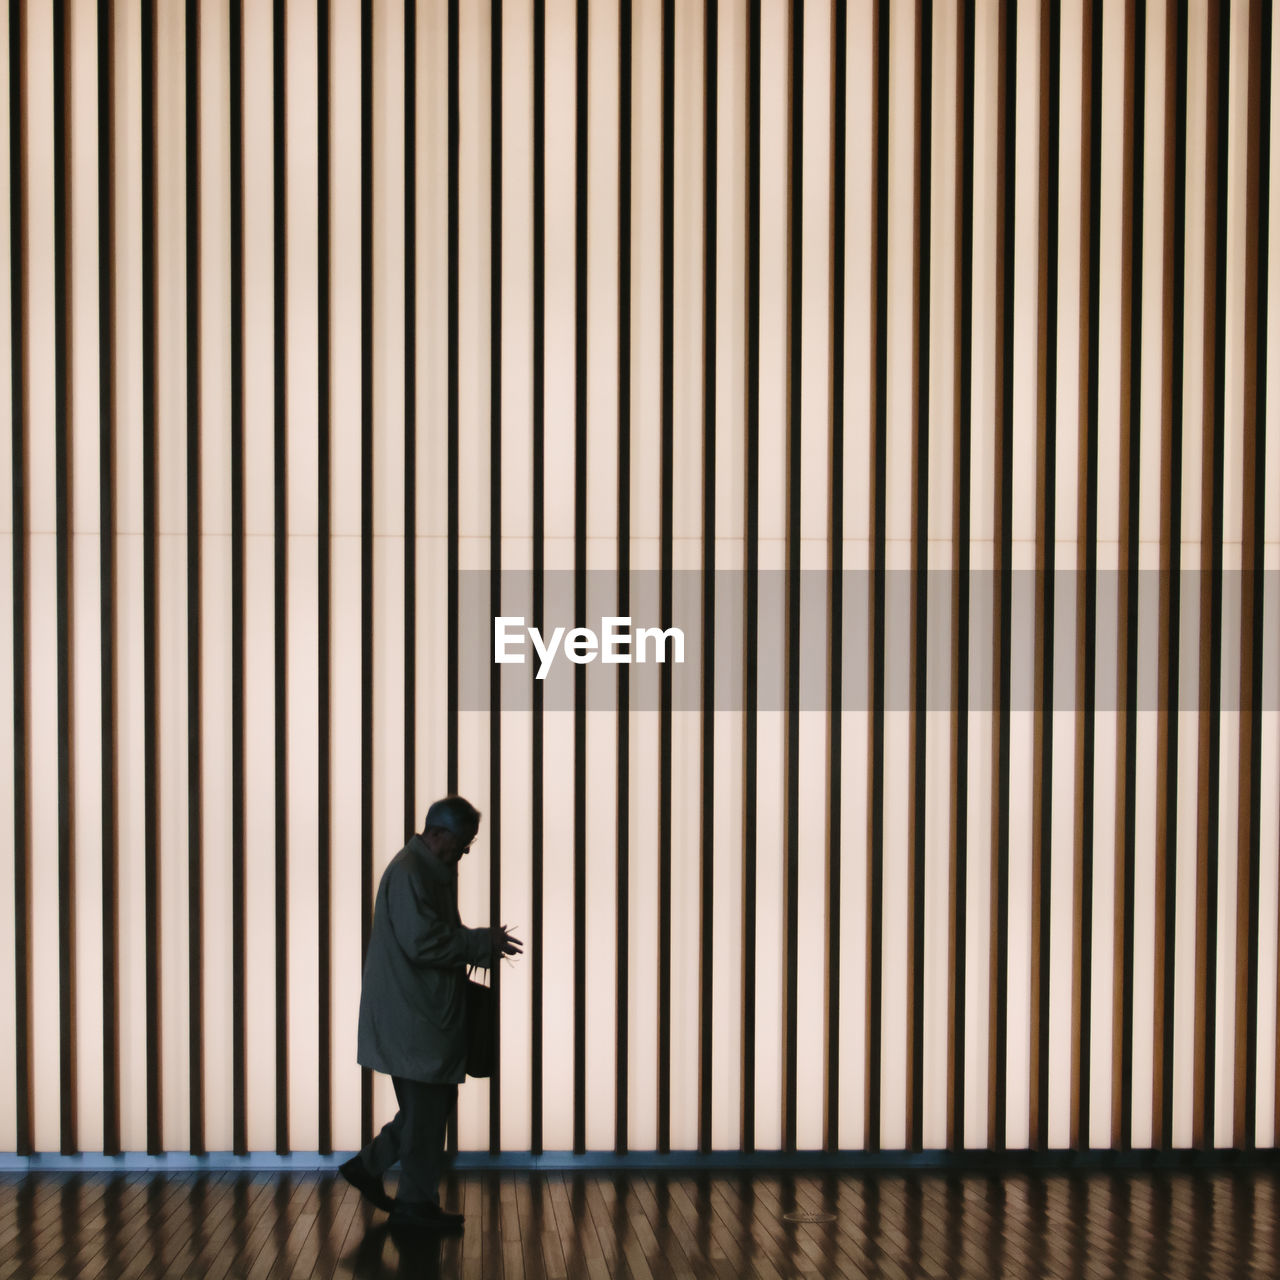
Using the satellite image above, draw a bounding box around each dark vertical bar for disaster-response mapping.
[530,0,546,1158]
[1193,0,1229,1152]
[1234,0,1269,1152]
[8,0,31,1161]
[316,0,332,1158]
[404,0,416,843]
[185,0,205,1157]
[867,0,889,1157]
[615,0,632,1157]
[697,0,717,1159]
[1112,0,1144,1153]
[359,0,374,1147]
[988,0,1016,1153]
[442,0,459,1157]
[1029,0,1060,1154]
[487,0,502,1157]
[97,0,121,1160]
[824,0,847,1156]
[1153,0,1188,1152]
[8,0,32,1160]
[572,0,588,1159]
[741,0,761,1156]
[53,0,77,1158]
[906,0,929,1155]
[446,0,459,800]
[1070,0,1101,1152]
[141,0,162,1157]
[948,0,975,1154]
[272,0,289,1159]
[656,0,674,1157]
[229,0,247,1157]
[781,0,803,1157]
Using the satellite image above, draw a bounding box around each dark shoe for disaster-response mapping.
[339,1155,394,1212]
[388,1199,465,1233]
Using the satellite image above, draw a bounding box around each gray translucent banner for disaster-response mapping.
[456,570,1280,713]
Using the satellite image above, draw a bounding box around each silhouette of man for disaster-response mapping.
[341,796,522,1231]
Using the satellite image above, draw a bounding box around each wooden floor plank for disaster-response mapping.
[116,1174,200,1280]
[512,1174,551,1280]
[206,1174,286,1280]
[598,1174,683,1280]
[460,1169,487,1278]
[581,1171,652,1280]
[700,1175,787,1280]
[156,1173,237,1280]
[544,1172,608,1280]
[628,1176,703,1279]
[76,1176,158,1280]
[721,1172,848,1279]
[0,1172,67,1271]
[0,1166,1277,1277]
[302,1177,363,1280]
[659,1175,746,1280]
[0,1171,107,1277]
[41,1174,132,1280]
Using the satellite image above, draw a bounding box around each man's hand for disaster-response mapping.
[491,925,523,959]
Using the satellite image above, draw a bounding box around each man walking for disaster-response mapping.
[341,796,522,1231]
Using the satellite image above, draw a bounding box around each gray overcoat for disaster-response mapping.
[356,834,493,1083]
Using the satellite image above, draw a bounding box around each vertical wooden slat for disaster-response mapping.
[1152,0,1189,1153]
[1029,0,1061,1154]
[615,0,632,1158]
[229,0,247,1159]
[53,0,76,1158]
[530,0,545,1159]
[97,0,120,1160]
[741,0,761,1156]
[988,0,1016,1154]
[656,0,674,1157]
[1112,0,1144,1153]
[781,0,802,1156]
[697,0,718,1160]
[1193,0,1230,1152]
[316,0,332,1159]
[141,0,161,1158]
[906,0,929,1156]
[572,0,588,1160]
[948,0,974,1155]
[184,0,204,1158]
[824,0,847,1156]
[404,0,416,845]
[272,0,289,1158]
[1234,0,1270,1151]
[445,0,458,804]
[867,0,889,1156]
[1071,0,1102,1152]
[359,0,374,1149]
[487,0,503,1157]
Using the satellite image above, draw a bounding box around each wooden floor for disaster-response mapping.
[1,1166,1277,1278]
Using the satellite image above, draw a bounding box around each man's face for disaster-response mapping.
[432,829,476,866]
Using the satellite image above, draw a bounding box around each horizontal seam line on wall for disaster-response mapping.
[2,1149,1277,1175]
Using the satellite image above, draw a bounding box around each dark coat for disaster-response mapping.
[356,834,492,1082]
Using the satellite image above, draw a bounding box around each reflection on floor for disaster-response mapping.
[1,1165,1277,1278]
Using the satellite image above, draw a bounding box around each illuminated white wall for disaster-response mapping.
[2,0,1278,1157]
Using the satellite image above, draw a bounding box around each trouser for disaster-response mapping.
[358,1077,458,1205]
